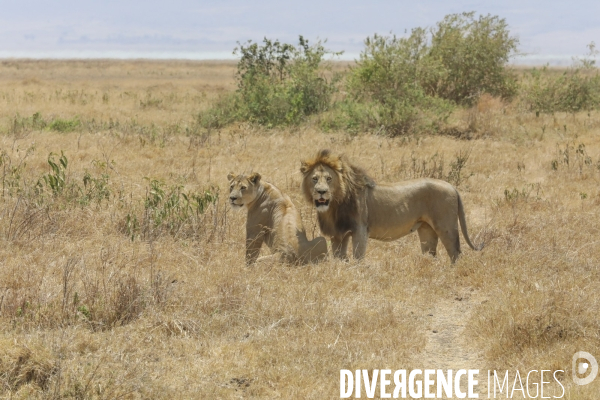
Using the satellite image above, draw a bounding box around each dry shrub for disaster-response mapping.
[473,271,599,366]
[110,276,145,326]
[157,317,202,338]
[76,274,148,331]
[394,149,473,186]
[0,340,57,392]
[0,289,36,322]
[466,94,508,137]
[467,200,600,397]
[0,198,51,242]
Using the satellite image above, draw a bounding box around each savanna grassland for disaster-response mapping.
[0,59,599,399]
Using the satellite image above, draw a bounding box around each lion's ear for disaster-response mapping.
[300,161,308,175]
[227,172,235,181]
[248,172,261,184]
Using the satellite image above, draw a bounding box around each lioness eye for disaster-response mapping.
[241,186,247,190]
[326,176,332,182]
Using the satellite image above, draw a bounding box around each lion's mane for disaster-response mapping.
[300,149,375,236]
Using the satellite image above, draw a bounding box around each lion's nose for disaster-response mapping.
[317,190,327,195]
[229,196,238,201]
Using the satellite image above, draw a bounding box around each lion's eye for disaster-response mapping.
[326,176,332,182]
[241,186,247,190]
[229,185,234,191]
[312,176,318,182]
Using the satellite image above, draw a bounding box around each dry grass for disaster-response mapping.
[0,60,598,398]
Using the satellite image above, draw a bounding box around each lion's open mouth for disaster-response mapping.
[315,199,330,207]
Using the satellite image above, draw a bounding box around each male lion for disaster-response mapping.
[300,150,482,262]
[228,172,328,265]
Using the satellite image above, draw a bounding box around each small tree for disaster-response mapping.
[196,36,339,129]
[233,36,340,126]
[335,12,519,136]
[343,29,453,136]
[425,12,519,104]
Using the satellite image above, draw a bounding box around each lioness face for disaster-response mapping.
[306,165,338,213]
[227,172,261,210]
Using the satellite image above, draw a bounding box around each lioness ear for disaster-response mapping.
[300,161,308,175]
[227,172,235,181]
[248,172,261,184]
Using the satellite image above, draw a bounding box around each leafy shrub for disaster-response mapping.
[520,42,600,114]
[341,30,454,135]
[196,93,240,131]
[123,179,219,240]
[319,100,379,134]
[520,67,600,114]
[5,113,82,134]
[336,12,518,136]
[199,36,339,128]
[321,95,453,136]
[8,112,47,135]
[550,142,594,173]
[37,151,68,196]
[80,170,110,206]
[34,152,112,207]
[425,12,519,104]
[48,117,80,132]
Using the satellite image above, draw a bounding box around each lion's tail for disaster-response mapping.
[457,191,484,251]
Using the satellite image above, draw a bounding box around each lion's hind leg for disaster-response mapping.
[417,222,439,257]
[437,226,461,263]
[245,233,265,266]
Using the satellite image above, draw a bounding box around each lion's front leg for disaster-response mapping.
[331,234,351,260]
[417,222,438,257]
[352,225,368,260]
[245,229,265,266]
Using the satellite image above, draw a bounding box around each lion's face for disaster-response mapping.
[302,164,340,213]
[227,172,261,210]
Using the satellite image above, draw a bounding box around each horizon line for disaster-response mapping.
[0,51,592,66]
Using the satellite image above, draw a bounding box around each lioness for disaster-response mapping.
[228,172,328,265]
[300,150,482,262]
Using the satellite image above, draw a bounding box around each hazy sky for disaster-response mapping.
[1,0,599,62]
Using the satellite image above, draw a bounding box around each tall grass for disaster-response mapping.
[0,58,599,399]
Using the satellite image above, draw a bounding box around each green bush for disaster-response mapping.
[34,152,113,207]
[340,29,454,135]
[347,12,519,106]
[123,179,219,241]
[80,170,110,206]
[37,151,68,196]
[321,96,453,136]
[196,93,240,131]
[6,113,82,134]
[520,66,600,114]
[425,12,519,104]
[8,112,47,135]
[199,13,521,135]
[519,43,600,114]
[198,36,339,128]
[335,12,518,136]
[48,117,80,132]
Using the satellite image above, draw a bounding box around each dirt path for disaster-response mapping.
[416,290,498,398]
